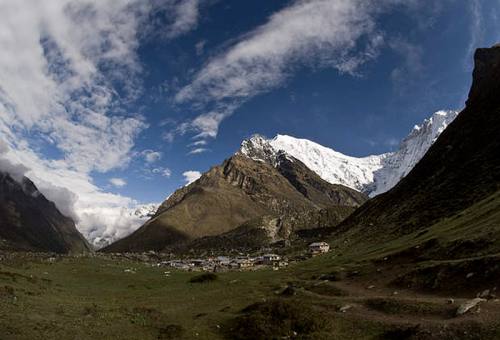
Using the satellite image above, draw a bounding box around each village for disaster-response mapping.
[92,241,332,274]
[153,241,331,272]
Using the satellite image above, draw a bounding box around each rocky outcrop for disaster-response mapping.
[456,298,486,316]
[467,45,500,107]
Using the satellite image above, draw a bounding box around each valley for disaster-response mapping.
[1,237,500,339]
[0,11,499,339]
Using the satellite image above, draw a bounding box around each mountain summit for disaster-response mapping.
[241,110,457,197]
[104,146,366,252]
[334,44,500,253]
[104,109,457,253]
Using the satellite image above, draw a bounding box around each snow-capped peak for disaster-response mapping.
[133,203,158,219]
[240,134,276,162]
[368,110,458,196]
[239,110,459,197]
[269,135,385,192]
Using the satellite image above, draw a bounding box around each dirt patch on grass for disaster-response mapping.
[380,321,500,340]
[305,281,348,297]
[391,256,500,296]
[365,298,455,318]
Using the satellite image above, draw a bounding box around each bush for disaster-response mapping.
[189,273,217,283]
[381,326,419,340]
[226,299,326,340]
[158,324,185,339]
[319,270,345,282]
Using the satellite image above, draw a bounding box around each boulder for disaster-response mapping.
[338,305,352,313]
[456,298,486,316]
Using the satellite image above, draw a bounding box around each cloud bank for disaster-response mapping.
[0,0,202,247]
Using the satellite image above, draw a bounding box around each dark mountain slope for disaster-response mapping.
[104,153,366,252]
[275,152,366,207]
[335,45,500,249]
[0,172,91,253]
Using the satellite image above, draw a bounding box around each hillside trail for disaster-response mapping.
[298,261,500,328]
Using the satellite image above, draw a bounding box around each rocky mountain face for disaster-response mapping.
[242,135,384,194]
[333,45,500,254]
[103,150,366,252]
[244,110,457,197]
[168,206,357,254]
[0,172,91,253]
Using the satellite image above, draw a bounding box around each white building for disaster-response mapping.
[262,254,281,265]
[309,242,330,255]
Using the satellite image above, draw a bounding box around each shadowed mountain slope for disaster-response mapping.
[0,172,91,253]
[334,45,500,251]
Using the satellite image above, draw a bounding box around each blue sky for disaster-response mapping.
[0,0,499,244]
[113,0,499,203]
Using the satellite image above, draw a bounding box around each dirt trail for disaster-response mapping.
[297,261,500,332]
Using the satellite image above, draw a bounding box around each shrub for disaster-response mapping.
[226,299,326,340]
[189,273,217,283]
[158,324,185,339]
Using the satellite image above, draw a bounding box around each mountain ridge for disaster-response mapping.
[241,109,458,197]
[329,45,500,254]
[0,172,92,253]
[103,150,366,252]
[104,108,458,253]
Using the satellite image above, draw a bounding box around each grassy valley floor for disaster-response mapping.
[1,250,500,340]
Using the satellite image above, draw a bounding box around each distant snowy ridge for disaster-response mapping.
[91,203,159,249]
[367,110,458,196]
[133,203,158,219]
[240,110,458,197]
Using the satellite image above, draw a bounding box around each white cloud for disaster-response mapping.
[162,131,176,143]
[152,167,172,178]
[389,38,424,92]
[167,0,201,38]
[161,168,172,178]
[0,0,151,173]
[190,140,208,147]
[188,147,209,155]
[146,0,203,40]
[466,0,483,69]
[0,1,197,248]
[195,40,207,55]
[0,139,29,182]
[175,0,402,141]
[142,150,162,163]
[110,178,127,188]
[183,170,201,184]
